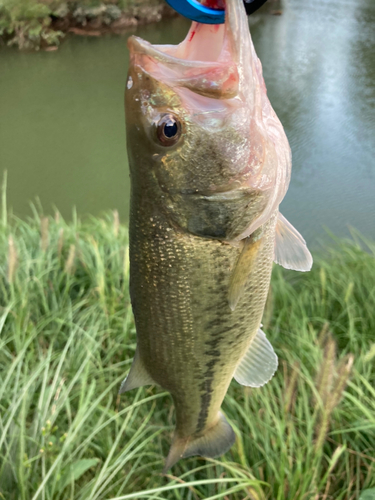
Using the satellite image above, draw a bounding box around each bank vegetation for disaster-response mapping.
[0,0,174,50]
[0,177,374,499]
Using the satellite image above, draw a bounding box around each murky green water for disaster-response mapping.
[0,0,374,244]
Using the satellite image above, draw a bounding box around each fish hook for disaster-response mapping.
[165,0,268,24]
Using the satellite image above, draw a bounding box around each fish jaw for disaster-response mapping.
[125,0,291,241]
[126,0,252,100]
[127,29,239,100]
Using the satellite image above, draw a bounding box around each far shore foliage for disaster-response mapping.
[0,175,374,499]
[0,0,170,50]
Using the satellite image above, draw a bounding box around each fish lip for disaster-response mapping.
[167,187,251,201]
[197,191,249,201]
[127,32,232,73]
[128,36,219,68]
[128,32,240,99]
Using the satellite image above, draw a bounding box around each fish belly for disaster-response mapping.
[129,201,276,439]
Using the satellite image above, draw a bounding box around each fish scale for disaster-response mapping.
[129,203,277,438]
[122,0,312,472]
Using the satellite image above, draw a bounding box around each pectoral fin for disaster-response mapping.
[228,237,262,311]
[119,348,157,394]
[234,328,278,387]
[274,213,313,272]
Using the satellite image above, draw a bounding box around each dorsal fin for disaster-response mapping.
[119,348,157,394]
[234,328,278,387]
[274,213,313,272]
[228,236,263,311]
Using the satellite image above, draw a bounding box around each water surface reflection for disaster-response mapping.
[0,0,374,245]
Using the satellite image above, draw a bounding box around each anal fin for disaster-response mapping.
[163,412,235,473]
[234,328,278,387]
[274,213,313,272]
[119,348,157,394]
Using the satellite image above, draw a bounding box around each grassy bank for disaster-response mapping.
[0,191,374,498]
[0,0,173,50]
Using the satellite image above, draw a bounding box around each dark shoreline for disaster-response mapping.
[0,1,177,50]
[53,3,177,38]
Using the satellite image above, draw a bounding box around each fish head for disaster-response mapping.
[125,0,291,241]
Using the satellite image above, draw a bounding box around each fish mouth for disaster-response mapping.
[127,0,251,99]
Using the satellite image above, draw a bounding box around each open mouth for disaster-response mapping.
[153,22,226,63]
[127,0,250,99]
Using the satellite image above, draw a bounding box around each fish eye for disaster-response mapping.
[156,114,182,146]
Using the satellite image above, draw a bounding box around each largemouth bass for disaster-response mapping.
[121,0,312,472]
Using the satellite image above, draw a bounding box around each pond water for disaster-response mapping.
[0,0,374,246]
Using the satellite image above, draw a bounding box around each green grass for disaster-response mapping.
[0,180,374,499]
